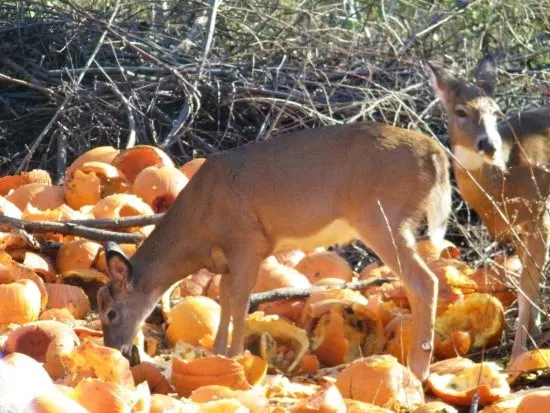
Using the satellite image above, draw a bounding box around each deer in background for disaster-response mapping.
[97,121,452,381]
[426,56,550,362]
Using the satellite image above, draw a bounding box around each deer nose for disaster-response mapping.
[476,137,496,154]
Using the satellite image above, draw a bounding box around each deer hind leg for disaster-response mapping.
[511,229,549,359]
[213,273,232,355]
[357,219,438,381]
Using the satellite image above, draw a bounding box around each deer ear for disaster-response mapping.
[475,54,497,97]
[424,61,459,102]
[105,241,133,294]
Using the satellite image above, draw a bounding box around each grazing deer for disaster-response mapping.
[426,56,550,361]
[97,121,452,381]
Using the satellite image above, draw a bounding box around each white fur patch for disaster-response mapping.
[452,145,485,170]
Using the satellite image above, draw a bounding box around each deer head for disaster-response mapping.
[426,55,506,170]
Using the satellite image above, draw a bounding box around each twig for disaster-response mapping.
[248,277,397,309]
[0,213,163,230]
[14,1,121,173]
[0,215,161,244]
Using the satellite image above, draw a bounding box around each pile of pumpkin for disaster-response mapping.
[0,144,550,412]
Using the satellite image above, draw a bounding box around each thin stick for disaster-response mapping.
[248,277,397,309]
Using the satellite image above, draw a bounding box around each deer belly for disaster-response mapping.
[272,218,360,252]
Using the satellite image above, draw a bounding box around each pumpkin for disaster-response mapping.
[294,251,353,284]
[111,145,174,182]
[0,279,42,324]
[5,183,65,211]
[45,283,90,319]
[180,157,206,180]
[133,165,188,212]
[4,320,80,379]
[66,146,120,179]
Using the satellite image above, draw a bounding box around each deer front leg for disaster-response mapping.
[225,247,267,358]
[512,232,548,359]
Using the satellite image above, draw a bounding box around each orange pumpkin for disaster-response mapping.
[4,320,80,379]
[0,195,22,218]
[111,145,174,182]
[294,251,353,284]
[133,165,188,212]
[0,279,42,324]
[56,239,102,273]
[507,349,550,383]
[190,385,270,412]
[165,296,225,350]
[291,384,346,413]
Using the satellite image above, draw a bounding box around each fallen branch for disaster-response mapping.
[0,215,151,244]
[248,277,397,309]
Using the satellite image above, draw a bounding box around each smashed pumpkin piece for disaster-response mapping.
[57,268,108,308]
[385,314,472,364]
[335,355,424,411]
[0,251,48,309]
[4,320,80,379]
[64,161,129,209]
[245,311,309,373]
[234,351,268,385]
[71,379,151,413]
[471,254,521,307]
[5,183,65,211]
[171,355,252,397]
[25,391,89,413]
[435,293,504,351]
[344,399,393,412]
[507,349,550,384]
[9,250,56,283]
[517,390,550,412]
[61,341,134,387]
[426,358,510,406]
[415,238,460,261]
[39,307,76,323]
[66,146,120,177]
[311,303,384,367]
[254,257,311,293]
[150,394,187,413]
[131,362,174,394]
[190,385,270,412]
[291,384,346,413]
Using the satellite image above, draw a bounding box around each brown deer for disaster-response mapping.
[97,121,452,381]
[426,56,550,361]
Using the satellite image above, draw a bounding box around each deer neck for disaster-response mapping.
[449,138,511,240]
[129,213,207,300]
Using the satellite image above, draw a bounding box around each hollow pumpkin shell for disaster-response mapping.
[45,283,90,319]
[131,362,174,395]
[4,320,80,379]
[291,384,346,413]
[66,146,120,179]
[190,385,270,413]
[172,355,253,397]
[61,341,134,387]
[65,161,129,209]
[111,145,174,182]
[133,166,188,213]
[71,378,150,413]
[24,392,88,413]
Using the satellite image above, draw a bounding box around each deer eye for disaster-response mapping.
[107,309,119,323]
[455,108,468,118]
